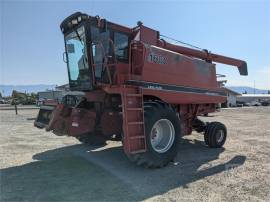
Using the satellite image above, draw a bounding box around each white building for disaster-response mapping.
[222,87,241,107]
[237,94,270,103]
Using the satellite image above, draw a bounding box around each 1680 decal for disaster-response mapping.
[148,53,167,65]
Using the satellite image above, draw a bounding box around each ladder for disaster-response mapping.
[122,87,146,154]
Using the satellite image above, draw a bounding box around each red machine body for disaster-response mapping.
[34,12,247,168]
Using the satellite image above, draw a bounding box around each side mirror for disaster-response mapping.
[92,44,96,57]
[63,52,67,63]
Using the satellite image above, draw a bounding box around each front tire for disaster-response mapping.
[127,102,180,168]
[204,122,227,148]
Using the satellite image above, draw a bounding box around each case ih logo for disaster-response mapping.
[147,85,163,90]
[148,53,167,65]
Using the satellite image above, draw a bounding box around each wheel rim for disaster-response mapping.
[216,129,225,143]
[150,119,175,153]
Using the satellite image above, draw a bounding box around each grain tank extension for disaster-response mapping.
[34,12,247,168]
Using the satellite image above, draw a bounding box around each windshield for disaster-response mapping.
[65,26,91,89]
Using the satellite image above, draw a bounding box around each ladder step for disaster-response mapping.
[130,149,146,154]
[126,108,143,111]
[131,48,143,51]
[130,135,145,140]
[128,121,144,125]
[126,94,142,97]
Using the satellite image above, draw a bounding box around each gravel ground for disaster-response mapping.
[0,107,269,201]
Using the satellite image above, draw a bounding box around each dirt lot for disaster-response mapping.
[0,107,269,201]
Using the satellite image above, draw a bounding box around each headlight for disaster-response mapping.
[71,19,78,25]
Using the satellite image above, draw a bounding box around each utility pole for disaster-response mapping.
[14,102,18,115]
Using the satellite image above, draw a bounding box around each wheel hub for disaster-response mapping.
[216,129,225,143]
[150,119,175,153]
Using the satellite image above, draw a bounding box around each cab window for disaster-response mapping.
[114,32,129,62]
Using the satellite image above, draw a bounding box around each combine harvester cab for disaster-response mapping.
[34,12,247,168]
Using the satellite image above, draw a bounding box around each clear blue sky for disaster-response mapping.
[1,0,270,89]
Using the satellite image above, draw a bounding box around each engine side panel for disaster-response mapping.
[124,44,226,104]
[142,45,218,90]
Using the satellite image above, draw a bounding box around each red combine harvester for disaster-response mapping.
[34,12,247,168]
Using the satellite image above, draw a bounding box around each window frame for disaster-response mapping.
[112,31,130,63]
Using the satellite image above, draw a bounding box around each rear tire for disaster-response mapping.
[127,102,180,168]
[204,122,227,148]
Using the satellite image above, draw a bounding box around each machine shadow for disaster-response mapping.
[1,138,246,201]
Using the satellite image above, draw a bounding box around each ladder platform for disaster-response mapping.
[130,149,146,154]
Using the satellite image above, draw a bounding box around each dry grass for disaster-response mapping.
[0,107,269,201]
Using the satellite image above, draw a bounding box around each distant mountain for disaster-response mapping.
[1,84,269,97]
[227,86,269,94]
[0,84,57,96]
